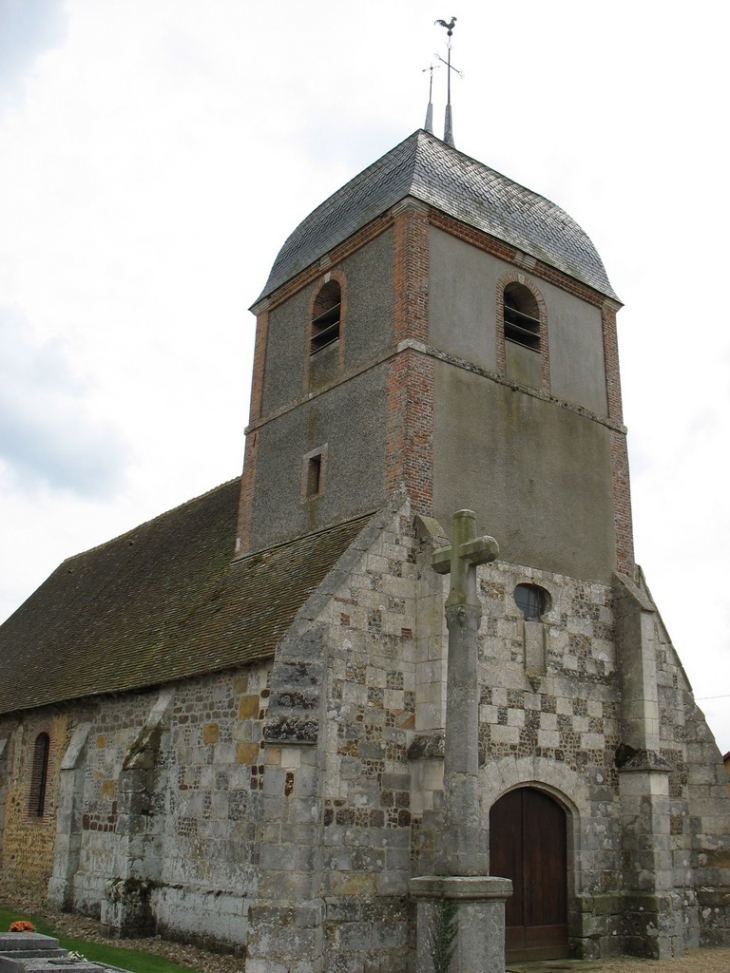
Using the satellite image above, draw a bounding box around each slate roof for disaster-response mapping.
[0,479,372,716]
[258,129,618,303]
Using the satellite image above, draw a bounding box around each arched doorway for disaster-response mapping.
[489,787,569,962]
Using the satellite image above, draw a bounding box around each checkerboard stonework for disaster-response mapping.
[1,130,728,972]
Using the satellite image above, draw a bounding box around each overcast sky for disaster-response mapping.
[1,0,728,751]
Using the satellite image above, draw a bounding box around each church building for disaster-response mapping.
[0,128,729,971]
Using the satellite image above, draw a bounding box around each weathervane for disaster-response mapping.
[434,16,461,146]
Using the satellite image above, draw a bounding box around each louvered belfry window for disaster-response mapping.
[310,281,341,354]
[504,282,540,351]
[29,732,50,817]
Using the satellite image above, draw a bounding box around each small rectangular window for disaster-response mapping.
[302,445,327,501]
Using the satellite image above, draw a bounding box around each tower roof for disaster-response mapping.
[257,129,618,303]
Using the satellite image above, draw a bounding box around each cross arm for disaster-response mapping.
[431,546,452,574]
[460,536,499,565]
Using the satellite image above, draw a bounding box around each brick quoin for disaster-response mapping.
[391,203,429,345]
[601,302,635,574]
[612,430,635,575]
[235,305,269,557]
[386,205,433,514]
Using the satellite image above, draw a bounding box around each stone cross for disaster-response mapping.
[432,509,498,876]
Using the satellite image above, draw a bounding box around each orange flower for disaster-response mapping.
[9,920,35,933]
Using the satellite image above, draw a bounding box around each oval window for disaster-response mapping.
[514,583,550,620]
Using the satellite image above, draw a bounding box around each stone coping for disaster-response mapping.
[410,875,513,899]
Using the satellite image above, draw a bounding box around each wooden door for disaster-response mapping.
[489,787,569,962]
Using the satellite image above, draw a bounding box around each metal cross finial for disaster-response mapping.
[421,63,439,133]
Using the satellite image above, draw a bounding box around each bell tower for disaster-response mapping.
[234,130,631,586]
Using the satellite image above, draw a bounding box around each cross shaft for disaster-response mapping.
[431,510,499,876]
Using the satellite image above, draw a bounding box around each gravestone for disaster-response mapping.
[0,933,117,972]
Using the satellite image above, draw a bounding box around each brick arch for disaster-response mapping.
[303,268,347,394]
[495,271,550,393]
[27,722,54,819]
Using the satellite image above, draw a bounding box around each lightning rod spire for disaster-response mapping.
[422,64,437,134]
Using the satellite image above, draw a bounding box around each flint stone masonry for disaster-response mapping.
[0,496,728,968]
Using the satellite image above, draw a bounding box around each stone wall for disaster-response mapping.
[1,502,729,969]
[318,508,418,971]
[244,498,420,973]
[653,595,730,946]
[41,663,272,948]
[0,710,71,897]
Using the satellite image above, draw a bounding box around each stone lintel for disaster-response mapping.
[410,875,513,901]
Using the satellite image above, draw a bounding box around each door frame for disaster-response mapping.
[488,783,578,961]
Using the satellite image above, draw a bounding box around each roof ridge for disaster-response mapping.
[60,477,241,567]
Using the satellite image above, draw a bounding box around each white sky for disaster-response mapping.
[1,0,728,751]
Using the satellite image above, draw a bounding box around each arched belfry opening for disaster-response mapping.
[504,282,541,351]
[308,278,342,392]
[490,787,569,962]
[310,280,341,354]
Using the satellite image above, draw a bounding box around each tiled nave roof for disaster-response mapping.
[0,479,371,716]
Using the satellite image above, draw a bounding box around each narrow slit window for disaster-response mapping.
[29,732,50,817]
[307,454,322,497]
[504,283,540,351]
[310,281,341,354]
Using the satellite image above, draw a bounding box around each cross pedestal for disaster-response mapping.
[410,876,513,973]
[410,510,511,973]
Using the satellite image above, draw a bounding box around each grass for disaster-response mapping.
[0,907,202,973]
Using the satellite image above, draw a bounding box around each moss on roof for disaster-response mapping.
[0,479,372,716]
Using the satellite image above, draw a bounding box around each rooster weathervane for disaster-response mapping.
[434,16,460,146]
